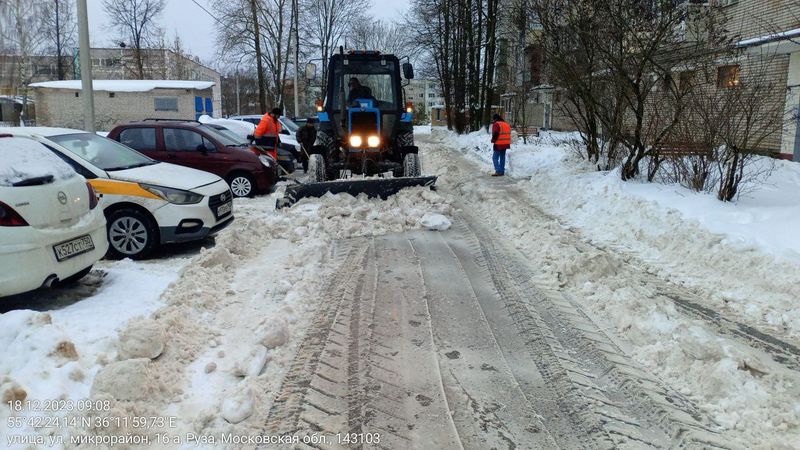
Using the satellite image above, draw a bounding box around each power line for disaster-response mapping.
[189,0,225,27]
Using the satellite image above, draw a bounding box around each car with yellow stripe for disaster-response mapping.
[0,127,234,259]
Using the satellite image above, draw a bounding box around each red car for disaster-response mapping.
[108,119,277,197]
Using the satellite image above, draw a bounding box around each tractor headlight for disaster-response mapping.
[349,135,363,147]
[140,183,203,205]
[367,136,380,148]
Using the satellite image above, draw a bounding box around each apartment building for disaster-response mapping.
[720,0,800,159]
[404,79,444,114]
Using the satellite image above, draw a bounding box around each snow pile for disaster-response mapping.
[75,184,454,442]
[421,212,452,230]
[432,129,800,338]
[0,258,185,447]
[0,136,77,186]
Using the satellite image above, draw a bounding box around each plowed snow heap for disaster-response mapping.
[277,48,436,208]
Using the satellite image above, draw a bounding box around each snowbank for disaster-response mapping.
[0,258,186,448]
[431,130,800,336]
[422,133,800,447]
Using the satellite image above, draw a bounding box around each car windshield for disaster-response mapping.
[281,117,299,133]
[207,125,248,145]
[198,125,243,146]
[48,133,157,172]
[332,59,398,110]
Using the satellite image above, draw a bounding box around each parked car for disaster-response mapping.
[227,115,303,174]
[0,127,235,259]
[107,119,278,198]
[0,135,108,296]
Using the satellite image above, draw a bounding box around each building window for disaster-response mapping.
[428,93,435,97]
[109,92,115,98]
[419,93,424,98]
[154,97,179,112]
[717,65,740,88]
[719,0,738,6]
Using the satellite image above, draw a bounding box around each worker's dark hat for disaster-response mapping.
[271,107,283,115]
[492,113,502,121]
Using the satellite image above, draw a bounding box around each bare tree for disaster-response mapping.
[349,19,412,56]
[102,0,166,79]
[41,0,76,80]
[0,0,46,123]
[301,0,371,92]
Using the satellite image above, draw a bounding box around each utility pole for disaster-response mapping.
[293,0,300,118]
[249,0,267,114]
[236,71,241,115]
[76,0,95,132]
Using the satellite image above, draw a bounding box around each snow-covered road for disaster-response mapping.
[2,132,799,449]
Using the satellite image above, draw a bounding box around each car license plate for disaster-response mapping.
[53,235,95,262]
[216,201,232,218]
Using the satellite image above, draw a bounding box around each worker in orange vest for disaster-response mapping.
[490,113,512,176]
[254,107,283,160]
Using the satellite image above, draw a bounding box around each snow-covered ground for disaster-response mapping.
[422,129,800,447]
[435,127,800,338]
[0,183,453,448]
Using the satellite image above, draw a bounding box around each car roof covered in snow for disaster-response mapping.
[29,80,215,92]
[0,136,78,187]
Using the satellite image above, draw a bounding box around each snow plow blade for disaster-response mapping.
[276,176,438,209]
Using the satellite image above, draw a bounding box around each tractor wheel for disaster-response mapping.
[309,154,326,182]
[403,153,420,177]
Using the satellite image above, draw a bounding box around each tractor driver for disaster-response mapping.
[347,77,373,105]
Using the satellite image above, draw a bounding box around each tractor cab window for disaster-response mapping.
[332,60,397,110]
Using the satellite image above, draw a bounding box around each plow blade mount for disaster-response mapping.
[276,176,438,209]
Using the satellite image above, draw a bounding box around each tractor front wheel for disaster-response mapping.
[402,153,420,177]
[309,154,327,182]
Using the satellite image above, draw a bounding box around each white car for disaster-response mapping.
[0,135,108,297]
[227,115,302,149]
[0,127,234,260]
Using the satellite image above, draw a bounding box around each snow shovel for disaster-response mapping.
[275,176,438,209]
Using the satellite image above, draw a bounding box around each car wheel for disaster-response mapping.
[107,209,159,260]
[59,266,93,285]
[228,173,255,197]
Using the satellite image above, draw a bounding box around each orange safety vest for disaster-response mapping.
[255,114,281,139]
[495,121,512,146]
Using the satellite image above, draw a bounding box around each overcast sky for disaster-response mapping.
[85,0,409,65]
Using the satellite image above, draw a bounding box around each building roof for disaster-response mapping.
[28,80,215,92]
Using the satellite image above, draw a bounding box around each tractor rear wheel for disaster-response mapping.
[402,153,420,177]
[309,154,326,182]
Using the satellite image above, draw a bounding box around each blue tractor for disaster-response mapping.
[277,48,436,208]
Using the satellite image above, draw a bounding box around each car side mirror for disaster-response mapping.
[403,62,414,80]
[305,63,316,80]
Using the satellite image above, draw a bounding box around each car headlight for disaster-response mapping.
[349,135,363,147]
[259,154,276,167]
[367,136,380,148]
[140,183,203,205]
